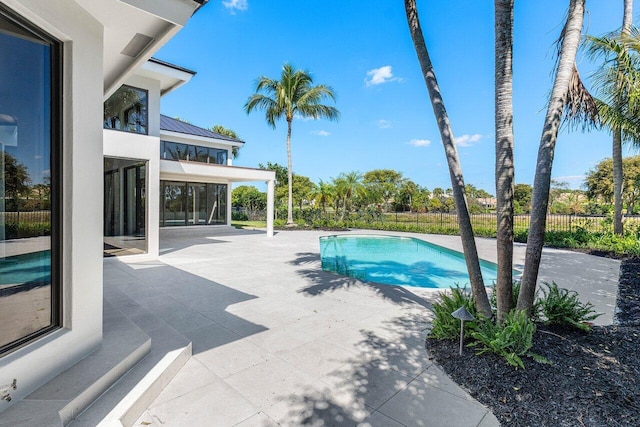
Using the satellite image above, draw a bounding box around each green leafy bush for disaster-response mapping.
[537,282,601,331]
[470,310,537,369]
[429,287,478,340]
[231,212,249,221]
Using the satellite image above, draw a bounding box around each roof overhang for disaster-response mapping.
[160,160,276,183]
[138,58,196,96]
[74,0,204,99]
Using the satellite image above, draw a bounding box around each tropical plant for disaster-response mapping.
[584,21,640,235]
[404,0,492,317]
[309,179,335,213]
[211,124,241,159]
[470,310,539,369]
[429,287,478,340]
[518,0,588,315]
[537,282,601,331]
[245,63,340,225]
[333,171,363,220]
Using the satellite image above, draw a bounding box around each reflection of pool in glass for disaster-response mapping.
[0,250,51,289]
[319,235,500,289]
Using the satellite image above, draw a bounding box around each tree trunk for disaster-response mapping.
[494,0,515,322]
[517,0,585,315]
[623,0,633,34]
[286,119,294,225]
[404,0,492,318]
[613,0,633,235]
[613,128,624,234]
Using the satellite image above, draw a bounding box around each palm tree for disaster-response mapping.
[494,0,515,322]
[404,0,492,318]
[310,180,335,213]
[333,171,363,220]
[211,124,241,159]
[245,63,340,225]
[517,0,587,315]
[590,1,637,235]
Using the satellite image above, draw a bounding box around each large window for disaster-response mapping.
[161,141,228,165]
[160,181,227,227]
[0,7,62,355]
[104,85,148,135]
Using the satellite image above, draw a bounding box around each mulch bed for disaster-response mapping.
[426,258,640,427]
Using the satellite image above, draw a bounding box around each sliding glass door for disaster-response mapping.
[104,158,147,256]
[161,181,227,227]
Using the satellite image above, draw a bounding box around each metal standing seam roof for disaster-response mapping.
[160,115,245,144]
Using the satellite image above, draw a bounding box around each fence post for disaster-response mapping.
[395,211,398,223]
[440,212,443,228]
[569,213,573,232]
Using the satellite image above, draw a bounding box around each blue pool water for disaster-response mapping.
[0,250,51,289]
[319,235,499,289]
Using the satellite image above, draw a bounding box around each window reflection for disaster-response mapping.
[104,158,147,257]
[0,8,60,354]
[104,86,148,135]
[161,141,228,165]
[160,181,226,226]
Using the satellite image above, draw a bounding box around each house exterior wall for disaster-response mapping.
[104,74,162,259]
[0,0,104,407]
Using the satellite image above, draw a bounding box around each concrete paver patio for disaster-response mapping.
[97,228,619,427]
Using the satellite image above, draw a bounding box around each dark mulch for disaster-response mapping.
[426,258,640,427]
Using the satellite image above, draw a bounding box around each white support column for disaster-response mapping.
[227,181,233,226]
[266,179,274,237]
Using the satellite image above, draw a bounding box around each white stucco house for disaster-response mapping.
[103,57,275,259]
[0,0,274,422]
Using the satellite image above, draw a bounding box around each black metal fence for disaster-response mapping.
[233,209,637,235]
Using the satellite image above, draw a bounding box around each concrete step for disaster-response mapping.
[0,307,151,426]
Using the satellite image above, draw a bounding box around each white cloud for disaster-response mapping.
[454,133,482,147]
[365,65,400,86]
[376,119,392,129]
[409,138,431,147]
[222,0,248,13]
[294,114,314,122]
[311,130,330,136]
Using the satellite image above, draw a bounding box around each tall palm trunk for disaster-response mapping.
[517,0,585,315]
[495,0,515,322]
[613,0,633,235]
[613,129,624,234]
[286,119,294,225]
[404,0,492,318]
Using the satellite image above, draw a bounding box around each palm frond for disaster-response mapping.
[563,64,599,130]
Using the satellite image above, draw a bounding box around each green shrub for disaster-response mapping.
[429,286,478,340]
[537,282,601,331]
[231,212,249,221]
[470,310,537,369]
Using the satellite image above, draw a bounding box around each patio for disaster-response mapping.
[79,228,620,426]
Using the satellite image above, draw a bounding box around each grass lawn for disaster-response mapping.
[231,220,267,229]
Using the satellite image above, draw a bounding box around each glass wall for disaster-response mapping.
[0,7,62,355]
[160,181,227,227]
[161,141,228,165]
[104,85,148,135]
[104,158,147,257]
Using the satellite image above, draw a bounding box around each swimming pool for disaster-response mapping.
[0,250,51,289]
[319,235,499,289]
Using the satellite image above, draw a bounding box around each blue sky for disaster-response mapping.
[156,0,629,193]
